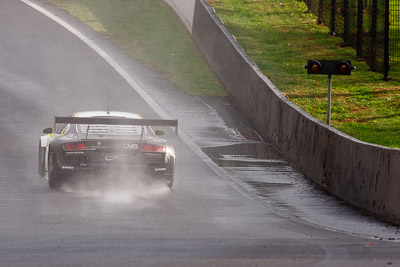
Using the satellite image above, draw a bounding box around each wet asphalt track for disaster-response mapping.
[0,0,399,266]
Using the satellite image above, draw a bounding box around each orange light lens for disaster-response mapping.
[309,62,320,73]
[337,63,350,74]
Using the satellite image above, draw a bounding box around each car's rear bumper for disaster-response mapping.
[52,151,174,177]
[59,163,169,175]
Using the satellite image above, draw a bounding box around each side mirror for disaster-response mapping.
[42,127,53,134]
[154,130,165,136]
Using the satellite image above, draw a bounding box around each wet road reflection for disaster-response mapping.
[203,142,400,241]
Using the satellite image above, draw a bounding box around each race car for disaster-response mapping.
[38,111,177,189]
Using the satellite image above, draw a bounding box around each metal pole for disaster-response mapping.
[356,0,364,58]
[370,0,378,71]
[327,74,332,125]
[384,0,390,80]
[343,0,349,44]
[330,0,336,35]
[318,0,324,24]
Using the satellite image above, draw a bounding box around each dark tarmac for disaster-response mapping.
[0,0,399,266]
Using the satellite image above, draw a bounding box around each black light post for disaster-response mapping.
[304,60,355,125]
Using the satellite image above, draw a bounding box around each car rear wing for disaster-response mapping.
[54,116,178,135]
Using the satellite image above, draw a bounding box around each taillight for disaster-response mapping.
[63,143,89,151]
[141,144,166,152]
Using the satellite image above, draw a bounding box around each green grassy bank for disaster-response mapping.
[210,0,400,148]
[45,0,225,96]
[45,0,399,148]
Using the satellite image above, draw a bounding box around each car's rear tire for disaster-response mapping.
[38,140,46,177]
[48,153,64,189]
[166,158,175,189]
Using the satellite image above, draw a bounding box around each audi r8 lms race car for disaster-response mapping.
[38,111,177,189]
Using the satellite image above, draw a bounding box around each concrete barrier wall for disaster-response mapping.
[162,0,195,32]
[190,0,400,224]
[164,0,400,224]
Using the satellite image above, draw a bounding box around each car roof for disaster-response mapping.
[73,111,142,119]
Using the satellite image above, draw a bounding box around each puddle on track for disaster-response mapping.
[202,142,400,241]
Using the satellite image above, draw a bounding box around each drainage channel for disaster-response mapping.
[202,141,400,241]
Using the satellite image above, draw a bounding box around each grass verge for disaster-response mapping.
[44,0,226,96]
[209,0,400,148]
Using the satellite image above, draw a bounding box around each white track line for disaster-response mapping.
[20,0,170,120]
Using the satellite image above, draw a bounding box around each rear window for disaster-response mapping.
[77,124,146,136]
